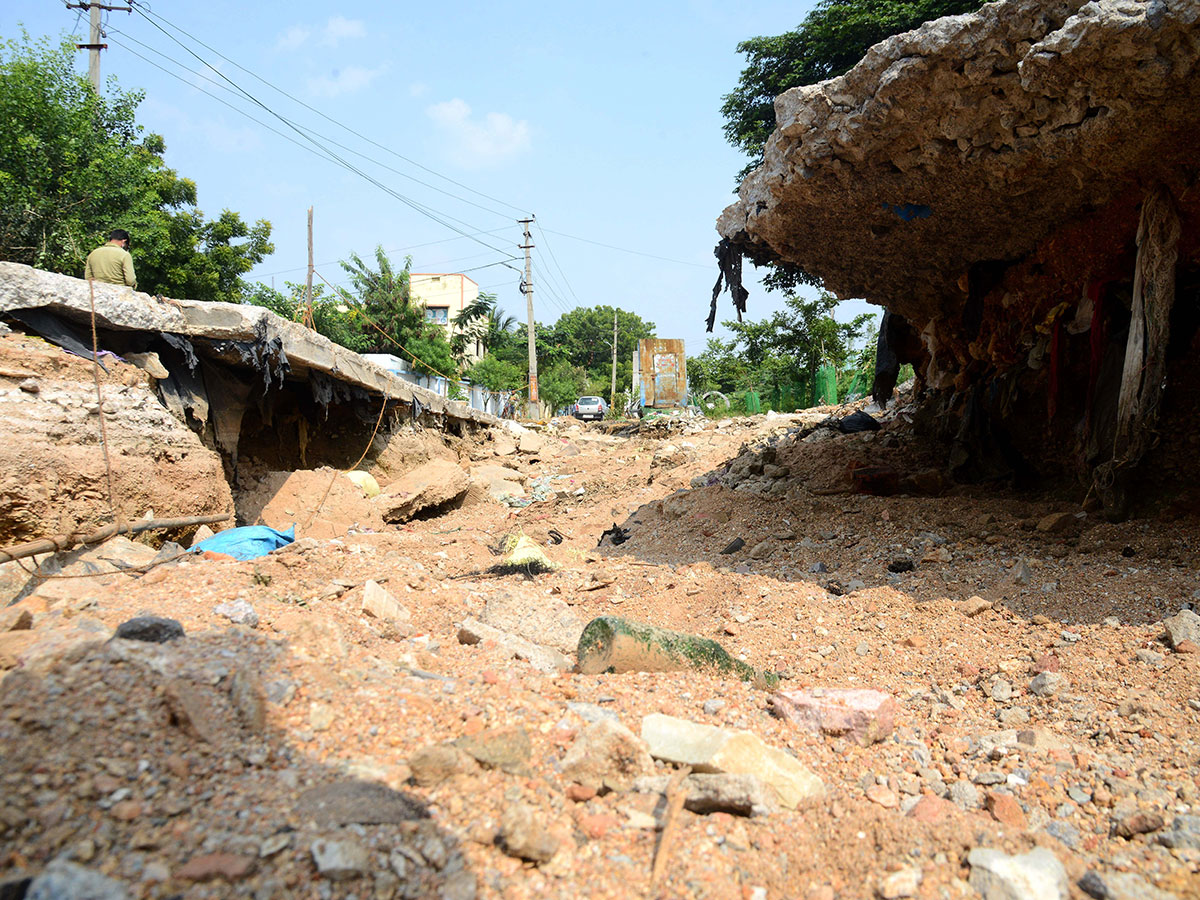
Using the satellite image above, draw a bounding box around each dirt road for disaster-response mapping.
[1,405,1198,899]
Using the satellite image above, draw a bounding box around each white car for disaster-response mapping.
[573,396,607,421]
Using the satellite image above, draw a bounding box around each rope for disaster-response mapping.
[87,278,122,524]
[301,390,391,530]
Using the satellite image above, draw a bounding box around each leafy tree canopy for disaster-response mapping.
[721,0,985,168]
[0,33,272,302]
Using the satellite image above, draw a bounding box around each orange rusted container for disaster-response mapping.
[636,339,687,408]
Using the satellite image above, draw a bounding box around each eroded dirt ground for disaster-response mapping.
[2,389,1200,900]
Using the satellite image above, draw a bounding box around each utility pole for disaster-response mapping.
[304,206,315,329]
[610,309,618,412]
[519,216,538,420]
[67,2,131,91]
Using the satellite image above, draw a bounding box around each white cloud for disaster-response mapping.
[322,16,366,46]
[275,25,311,51]
[425,99,531,169]
[307,65,386,98]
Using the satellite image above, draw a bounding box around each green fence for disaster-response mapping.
[728,365,871,414]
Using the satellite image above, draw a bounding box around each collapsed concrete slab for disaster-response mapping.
[716,0,1200,513]
[0,263,496,473]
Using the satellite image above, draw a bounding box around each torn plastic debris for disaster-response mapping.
[192,525,295,560]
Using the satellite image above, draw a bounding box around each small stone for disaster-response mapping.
[771,687,898,746]
[1174,640,1199,655]
[25,860,129,900]
[296,779,428,827]
[878,866,922,899]
[968,847,1068,900]
[1079,870,1181,900]
[1029,672,1066,697]
[310,837,369,881]
[259,833,291,857]
[866,784,899,808]
[560,718,655,793]
[114,616,184,643]
[408,744,473,787]
[1112,811,1164,838]
[1163,609,1200,649]
[566,784,597,802]
[499,804,565,864]
[175,852,257,882]
[906,795,951,823]
[963,596,991,617]
[213,599,258,628]
[1032,653,1060,673]
[702,699,726,715]
[18,378,39,393]
[950,781,981,810]
[309,702,335,732]
[986,792,1027,830]
[361,580,412,632]
[454,726,533,775]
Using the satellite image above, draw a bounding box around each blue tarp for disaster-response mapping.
[192,525,295,560]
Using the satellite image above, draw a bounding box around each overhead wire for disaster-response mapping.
[120,2,519,262]
[541,226,712,269]
[125,1,527,218]
[533,221,582,307]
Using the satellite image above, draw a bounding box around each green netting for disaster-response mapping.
[815,365,838,405]
[745,390,762,414]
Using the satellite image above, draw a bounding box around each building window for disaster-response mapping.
[425,306,449,324]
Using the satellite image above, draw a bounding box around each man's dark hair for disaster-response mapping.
[108,229,130,244]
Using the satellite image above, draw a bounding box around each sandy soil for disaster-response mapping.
[2,395,1199,900]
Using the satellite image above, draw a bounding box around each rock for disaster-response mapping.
[770,687,898,745]
[114,616,184,643]
[469,464,527,503]
[1036,512,1076,533]
[1029,672,1066,697]
[1162,609,1200,649]
[1112,811,1164,838]
[949,781,981,810]
[878,867,922,899]
[229,668,266,732]
[189,524,215,547]
[479,588,584,653]
[1157,815,1200,849]
[26,860,129,900]
[499,804,565,864]
[576,616,775,687]
[377,459,469,523]
[560,718,655,793]
[968,847,1068,900]
[633,772,780,817]
[175,853,257,882]
[342,470,380,498]
[986,791,1028,829]
[0,607,33,631]
[361,580,411,631]
[296,779,428,826]
[309,702,335,732]
[749,540,774,559]
[163,679,224,744]
[1078,871,1179,900]
[907,795,952,823]
[963,596,992,617]
[866,784,899,808]
[213,598,258,628]
[408,744,475,787]
[517,432,545,454]
[457,617,572,673]
[310,837,370,881]
[453,726,532,775]
[640,713,824,809]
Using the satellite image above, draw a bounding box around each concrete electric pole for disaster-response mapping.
[610,309,618,412]
[67,2,131,91]
[519,216,538,420]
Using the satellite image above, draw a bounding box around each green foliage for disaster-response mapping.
[0,33,272,302]
[721,0,985,167]
[687,292,875,411]
[339,246,458,378]
[243,282,371,353]
[538,362,590,414]
[464,354,525,392]
[450,292,515,360]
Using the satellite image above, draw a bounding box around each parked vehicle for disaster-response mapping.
[573,396,607,421]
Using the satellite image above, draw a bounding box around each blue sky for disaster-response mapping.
[5,1,875,353]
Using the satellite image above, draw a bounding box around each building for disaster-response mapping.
[409,272,482,361]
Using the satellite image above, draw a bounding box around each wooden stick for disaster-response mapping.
[650,765,692,890]
[0,513,232,565]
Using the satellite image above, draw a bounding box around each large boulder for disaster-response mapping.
[376,458,469,522]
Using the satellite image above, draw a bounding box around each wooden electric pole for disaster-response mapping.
[304,206,315,329]
[610,309,618,412]
[519,216,538,419]
[67,1,131,91]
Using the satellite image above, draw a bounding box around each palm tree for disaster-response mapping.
[451,293,513,359]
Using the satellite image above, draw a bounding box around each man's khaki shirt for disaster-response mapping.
[84,244,137,288]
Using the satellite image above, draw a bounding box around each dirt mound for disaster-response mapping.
[235,467,387,539]
[0,332,232,545]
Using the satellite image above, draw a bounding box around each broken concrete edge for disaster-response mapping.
[0,263,497,429]
[575,616,780,689]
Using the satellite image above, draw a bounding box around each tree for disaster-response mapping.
[449,292,514,360]
[540,305,656,396]
[243,281,371,353]
[0,33,272,302]
[340,246,458,378]
[688,292,875,409]
[464,354,525,392]
[721,0,984,170]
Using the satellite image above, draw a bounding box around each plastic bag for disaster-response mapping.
[192,525,295,560]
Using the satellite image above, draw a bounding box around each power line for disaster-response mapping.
[534,221,582,307]
[121,2,517,261]
[126,1,526,218]
[254,229,515,279]
[541,227,712,269]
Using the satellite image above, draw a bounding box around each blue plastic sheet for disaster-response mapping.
[192,525,295,560]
